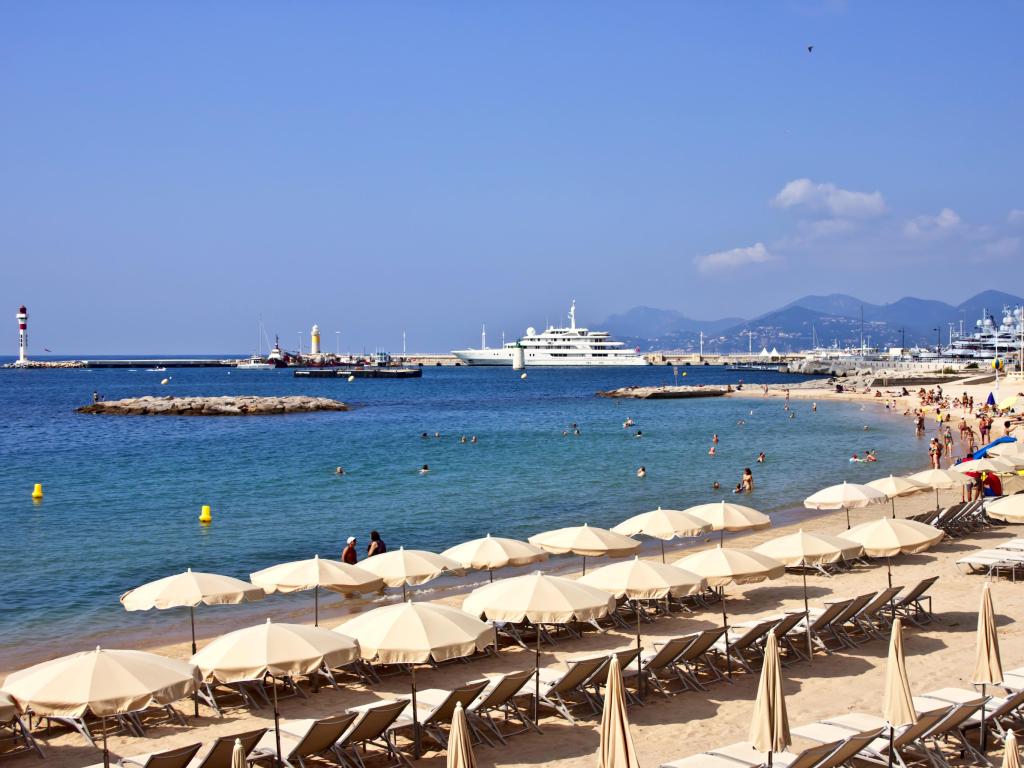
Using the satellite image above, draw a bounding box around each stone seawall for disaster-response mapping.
[77,395,348,416]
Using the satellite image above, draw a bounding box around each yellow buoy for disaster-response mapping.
[347,375,355,382]
[161,377,170,385]
[520,373,527,380]
[31,483,43,500]
[199,505,212,524]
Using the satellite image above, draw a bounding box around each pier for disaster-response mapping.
[79,359,236,368]
[294,367,422,379]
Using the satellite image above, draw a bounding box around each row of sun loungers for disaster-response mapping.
[911,499,991,537]
[957,537,1024,580]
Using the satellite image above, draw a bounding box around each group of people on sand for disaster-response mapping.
[341,530,387,564]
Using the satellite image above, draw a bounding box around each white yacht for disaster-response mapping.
[945,306,1023,362]
[452,301,649,366]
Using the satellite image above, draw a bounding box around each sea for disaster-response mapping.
[0,360,926,667]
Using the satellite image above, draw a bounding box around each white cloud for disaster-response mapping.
[772,178,886,218]
[695,242,776,273]
[1009,209,1024,224]
[903,208,961,239]
[977,236,1020,261]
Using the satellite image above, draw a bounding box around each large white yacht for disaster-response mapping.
[452,301,649,366]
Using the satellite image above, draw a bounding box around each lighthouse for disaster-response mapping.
[15,305,28,365]
[310,324,321,355]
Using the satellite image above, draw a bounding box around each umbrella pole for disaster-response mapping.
[660,540,666,564]
[803,568,812,665]
[888,725,894,767]
[891,498,896,519]
[845,506,850,530]
[489,569,493,583]
[980,683,987,751]
[582,555,587,576]
[721,589,732,679]
[635,599,643,702]
[403,583,408,602]
[315,585,319,627]
[190,607,199,718]
[534,627,541,725]
[102,716,109,768]
[273,677,283,768]
[411,665,421,759]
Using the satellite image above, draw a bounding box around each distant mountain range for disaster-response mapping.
[602,290,1024,353]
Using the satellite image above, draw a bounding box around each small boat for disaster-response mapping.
[146,366,167,372]
[237,355,275,370]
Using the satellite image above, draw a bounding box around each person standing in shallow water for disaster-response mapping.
[741,467,754,492]
[367,530,387,557]
[342,536,358,564]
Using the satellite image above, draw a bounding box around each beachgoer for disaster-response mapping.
[434,431,441,439]
[421,432,429,439]
[335,466,345,475]
[708,445,715,456]
[636,466,646,478]
[756,451,765,463]
[732,483,743,494]
[741,468,754,492]
[574,428,581,436]
[850,453,861,463]
[712,433,719,444]
[865,450,877,462]
[471,435,477,444]
[342,536,358,564]
[420,464,430,474]
[812,402,817,412]
[712,481,721,490]
[460,435,467,444]
[635,430,642,438]
[92,391,101,403]
[367,530,386,557]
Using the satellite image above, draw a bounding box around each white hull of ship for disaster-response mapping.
[452,350,648,366]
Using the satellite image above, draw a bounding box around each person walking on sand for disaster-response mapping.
[342,536,358,564]
[367,530,387,557]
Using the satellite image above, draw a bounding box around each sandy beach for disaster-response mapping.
[8,374,1024,767]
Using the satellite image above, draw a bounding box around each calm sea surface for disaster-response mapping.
[0,362,924,664]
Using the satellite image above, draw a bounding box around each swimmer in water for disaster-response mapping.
[812,403,817,412]
[421,432,429,439]
[712,481,721,489]
[756,452,765,463]
[434,432,441,439]
[863,425,870,431]
[732,483,743,494]
[712,433,719,443]
[736,419,746,426]
[708,445,715,456]
[562,430,568,436]
[623,418,634,428]
[789,413,795,419]
[574,428,581,436]
[471,435,477,444]
[460,435,467,444]
[420,464,430,474]
[335,466,346,475]
[635,430,643,438]
[636,466,646,478]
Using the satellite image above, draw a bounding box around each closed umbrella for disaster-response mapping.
[231,738,246,768]
[335,602,492,757]
[1004,730,1021,768]
[462,572,614,723]
[120,569,264,654]
[597,655,639,768]
[356,547,465,600]
[581,557,707,699]
[755,530,858,663]
[192,619,360,768]
[674,546,784,676]
[908,468,973,510]
[3,648,199,768]
[749,633,790,767]
[448,702,477,768]
[250,555,383,626]
[528,524,640,574]
[612,507,713,562]
[973,582,1003,751]
[866,475,928,518]
[683,501,771,543]
[987,495,1024,524]
[440,535,547,581]
[842,517,944,587]
[804,481,887,529]
[882,619,916,768]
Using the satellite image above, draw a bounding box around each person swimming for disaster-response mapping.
[335,466,346,475]
[732,483,743,494]
[623,417,634,428]
[636,466,646,478]
[812,402,817,412]
[712,433,719,443]
[470,435,477,444]
[712,481,721,490]
[849,453,862,463]
[420,432,429,439]
[708,445,715,456]
[635,430,642,438]
[419,464,430,474]
[756,452,765,463]
[459,435,467,444]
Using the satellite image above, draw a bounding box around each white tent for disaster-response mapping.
[759,347,770,357]
[769,347,780,358]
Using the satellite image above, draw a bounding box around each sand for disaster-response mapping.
[8,375,1024,767]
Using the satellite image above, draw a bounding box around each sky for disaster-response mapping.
[1,1,1023,354]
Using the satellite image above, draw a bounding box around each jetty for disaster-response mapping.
[597,385,729,399]
[294,367,422,379]
[77,395,348,416]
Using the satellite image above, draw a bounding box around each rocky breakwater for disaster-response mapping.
[77,395,348,416]
[598,385,728,399]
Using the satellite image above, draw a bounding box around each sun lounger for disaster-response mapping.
[394,679,491,750]
[84,743,202,768]
[621,636,695,698]
[0,698,45,759]
[997,538,1024,551]
[120,729,266,768]
[920,686,1024,747]
[663,728,883,768]
[791,599,852,655]
[882,576,939,626]
[808,593,875,648]
[849,586,902,640]
[668,627,729,690]
[764,612,810,664]
[197,679,272,715]
[527,655,607,724]
[466,669,539,743]
[255,713,357,767]
[957,549,1024,580]
[333,700,411,768]
[711,619,775,673]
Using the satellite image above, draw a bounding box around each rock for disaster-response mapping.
[77,395,348,416]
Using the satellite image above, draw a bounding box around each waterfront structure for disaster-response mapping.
[310,324,321,355]
[15,305,28,365]
[452,301,649,366]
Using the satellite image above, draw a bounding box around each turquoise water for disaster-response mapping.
[0,363,922,663]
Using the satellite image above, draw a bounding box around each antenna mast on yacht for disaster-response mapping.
[481,324,487,350]
[569,300,576,330]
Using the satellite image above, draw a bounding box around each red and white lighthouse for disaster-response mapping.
[16,305,28,365]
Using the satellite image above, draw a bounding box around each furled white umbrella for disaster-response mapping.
[1004,729,1021,768]
[804,481,887,529]
[987,495,1024,524]
[749,632,790,767]
[3,648,199,767]
[973,582,1003,752]
[528,524,640,574]
[440,535,547,581]
[335,602,492,758]
[448,702,477,768]
[908,468,973,510]
[356,548,465,600]
[682,501,771,543]
[866,475,929,518]
[597,655,639,768]
[883,619,916,768]
[463,572,615,722]
[612,507,713,562]
[250,555,383,625]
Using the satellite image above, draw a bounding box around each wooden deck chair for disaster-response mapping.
[255,713,358,767]
[333,700,410,768]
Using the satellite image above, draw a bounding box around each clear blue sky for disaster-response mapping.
[2,1,1022,354]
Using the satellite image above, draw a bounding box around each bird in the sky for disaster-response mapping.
[807,45,814,53]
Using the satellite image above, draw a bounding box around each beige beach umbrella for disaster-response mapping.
[194,618,360,768]
[440,535,547,581]
[579,556,707,600]
[675,546,784,677]
[334,602,492,758]
[355,547,465,599]
[882,619,917,766]
[998,395,1019,412]
[749,632,790,766]
[987,495,1024,524]
[986,441,1023,457]
[1004,730,1021,768]
[993,452,1024,470]
[804,481,887,529]
[908,468,973,510]
[612,507,713,561]
[843,517,944,588]
[974,582,1004,751]
[0,692,15,723]
[231,738,246,768]
[448,702,477,768]
[955,457,1018,474]
[597,655,639,768]
[462,572,615,722]
[682,501,771,543]
[867,475,928,518]
[3,647,199,767]
[528,524,640,574]
[250,555,383,626]
[120,569,264,656]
